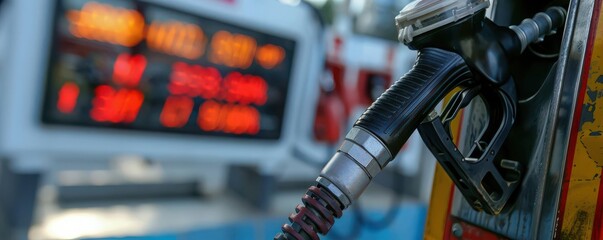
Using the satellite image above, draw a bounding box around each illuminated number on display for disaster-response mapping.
[90,85,144,123]
[113,53,147,87]
[223,104,260,134]
[147,21,206,60]
[256,44,285,69]
[222,72,268,106]
[160,96,194,128]
[57,82,80,114]
[209,31,257,69]
[168,62,189,96]
[169,62,222,98]
[197,101,260,135]
[67,2,145,47]
[197,100,222,132]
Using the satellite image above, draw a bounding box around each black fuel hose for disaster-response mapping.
[275,48,473,240]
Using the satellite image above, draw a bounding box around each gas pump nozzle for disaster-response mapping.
[276,1,566,239]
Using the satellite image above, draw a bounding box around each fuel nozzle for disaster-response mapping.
[394,0,567,215]
[276,1,566,239]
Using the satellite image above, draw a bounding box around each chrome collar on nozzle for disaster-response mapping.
[396,0,490,44]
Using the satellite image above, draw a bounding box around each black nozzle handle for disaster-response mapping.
[354,48,473,163]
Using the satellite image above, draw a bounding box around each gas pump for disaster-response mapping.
[275,0,569,239]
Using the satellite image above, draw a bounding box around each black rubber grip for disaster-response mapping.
[354,48,473,156]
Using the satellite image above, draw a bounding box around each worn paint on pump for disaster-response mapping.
[558,0,603,238]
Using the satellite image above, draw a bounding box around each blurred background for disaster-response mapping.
[0,0,439,239]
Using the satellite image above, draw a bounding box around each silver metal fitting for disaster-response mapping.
[452,223,463,237]
[318,153,370,207]
[339,140,381,178]
[345,127,392,168]
[316,176,351,207]
[315,126,393,208]
[423,110,439,123]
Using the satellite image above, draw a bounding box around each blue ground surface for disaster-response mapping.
[85,203,426,240]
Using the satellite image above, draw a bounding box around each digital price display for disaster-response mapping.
[42,0,296,139]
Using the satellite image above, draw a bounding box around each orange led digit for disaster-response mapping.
[209,31,230,66]
[209,31,257,69]
[184,24,206,59]
[232,34,257,68]
[256,44,285,69]
[147,21,206,59]
[67,2,145,47]
[146,21,169,54]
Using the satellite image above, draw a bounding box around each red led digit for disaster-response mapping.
[160,96,194,128]
[57,82,80,114]
[247,106,260,134]
[198,100,222,131]
[90,85,115,122]
[194,66,221,99]
[226,104,260,134]
[221,72,240,103]
[169,62,222,98]
[224,105,259,134]
[113,53,147,87]
[222,72,268,105]
[168,62,191,95]
[224,104,243,134]
[90,85,144,123]
[169,63,269,105]
[119,90,144,123]
[198,101,261,135]
[249,75,268,106]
